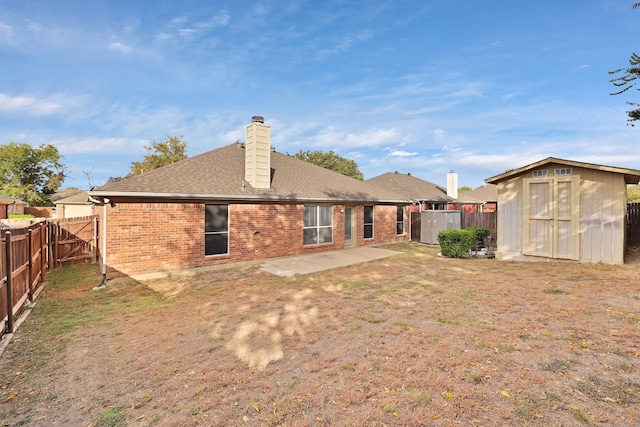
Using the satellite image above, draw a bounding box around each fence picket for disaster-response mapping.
[0,216,99,343]
[628,203,640,248]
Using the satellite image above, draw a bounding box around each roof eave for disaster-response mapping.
[486,157,640,185]
[87,191,409,204]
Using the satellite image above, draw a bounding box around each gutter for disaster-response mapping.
[88,194,109,289]
[87,190,409,205]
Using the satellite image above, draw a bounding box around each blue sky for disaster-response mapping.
[1,0,639,190]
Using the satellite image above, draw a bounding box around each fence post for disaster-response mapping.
[48,222,53,271]
[92,216,97,263]
[40,222,46,279]
[4,230,13,334]
[28,229,34,302]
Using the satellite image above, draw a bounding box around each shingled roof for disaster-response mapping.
[90,142,406,204]
[366,172,454,203]
[458,184,497,203]
[0,194,27,205]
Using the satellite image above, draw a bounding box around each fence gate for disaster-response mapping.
[50,216,98,266]
[410,212,421,241]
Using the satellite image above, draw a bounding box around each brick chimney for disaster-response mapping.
[447,170,458,199]
[245,116,271,189]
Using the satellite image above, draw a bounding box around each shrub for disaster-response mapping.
[437,229,476,258]
[468,227,490,247]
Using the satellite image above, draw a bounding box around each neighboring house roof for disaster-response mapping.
[52,188,85,201]
[0,194,27,205]
[55,191,90,205]
[366,172,454,203]
[458,184,497,203]
[90,142,407,204]
[486,157,640,185]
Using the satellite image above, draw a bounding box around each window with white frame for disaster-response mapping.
[364,205,374,239]
[555,168,572,176]
[304,205,333,245]
[205,204,229,256]
[396,205,404,235]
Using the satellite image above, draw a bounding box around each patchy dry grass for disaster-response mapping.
[1,242,639,426]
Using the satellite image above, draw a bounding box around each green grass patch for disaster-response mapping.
[437,316,459,325]
[544,288,568,295]
[342,362,357,372]
[539,358,572,374]
[391,321,411,329]
[357,313,385,324]
[97,405,126,427]
[12,263,170,377]
[36,264,168,338]
[573,407,591,424]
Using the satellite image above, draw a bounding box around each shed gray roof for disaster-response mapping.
[366,172,454,203]
[486,157,640,185]
[90,143,407,204]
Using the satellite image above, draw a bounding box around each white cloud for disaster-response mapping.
[54,137,145,154]
[0,93,61,115]
[389,150,417,157]
[159,10,231,42]
[0,22,12,43]
[320,30,374,55]
[108,41,132,54]
[441,144,460,152]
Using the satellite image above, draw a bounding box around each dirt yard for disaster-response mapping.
[1,243,639,426]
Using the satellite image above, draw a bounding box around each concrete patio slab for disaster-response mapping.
[260,246,401,276]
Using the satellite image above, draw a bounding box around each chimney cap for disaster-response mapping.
[252,116,264,123]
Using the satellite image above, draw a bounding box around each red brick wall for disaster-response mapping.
[356,205,408,246]
[102,201,408,278]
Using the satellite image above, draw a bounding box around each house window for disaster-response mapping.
[304,205,333,245]
[364,205,374,239]
[396,205,404,235]
[532,169,548,177]
[205,204,229,256]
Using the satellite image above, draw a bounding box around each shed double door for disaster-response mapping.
[523,176,580,260]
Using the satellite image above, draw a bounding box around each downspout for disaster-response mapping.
[88,195,108,289]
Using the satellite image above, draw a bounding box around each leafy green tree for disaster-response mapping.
[459,186,473,192]
[0,142,66,206]
[294,150,364,180]
[628,184,640,202]
[130,136,188,176]
[609,3,640,125]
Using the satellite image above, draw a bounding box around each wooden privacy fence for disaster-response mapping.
[628,203,640,248]
[1,216,98,341]
[461,211,497,244]
[411,210,497,245]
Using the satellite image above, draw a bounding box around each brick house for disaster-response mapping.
[88,117,410,278]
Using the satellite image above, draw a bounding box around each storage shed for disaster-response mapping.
[485,157,640,265]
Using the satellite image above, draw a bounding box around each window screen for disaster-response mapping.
[205,204,229,256]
